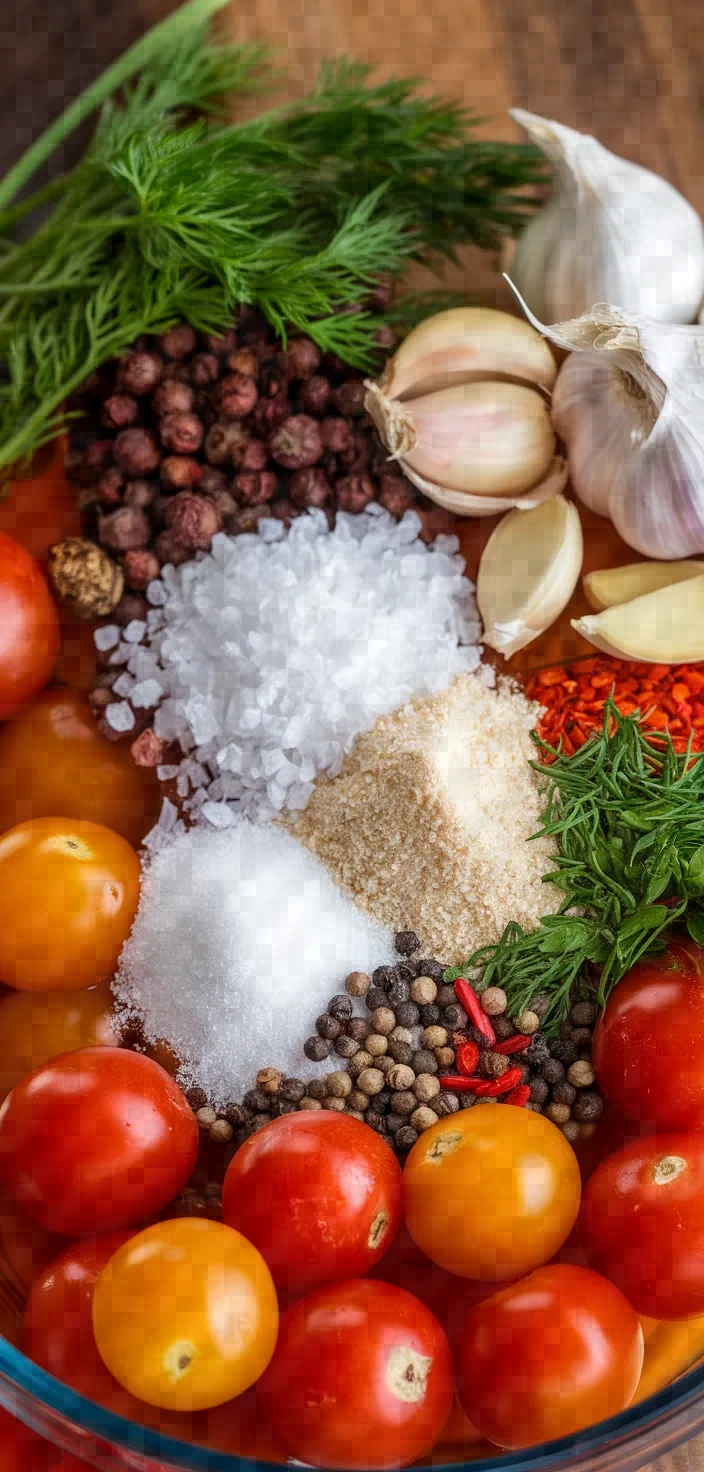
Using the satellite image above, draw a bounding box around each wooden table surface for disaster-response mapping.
[2,1,704,1470]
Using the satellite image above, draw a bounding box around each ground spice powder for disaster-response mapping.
[525,656,704,757]
[289,673,560,964]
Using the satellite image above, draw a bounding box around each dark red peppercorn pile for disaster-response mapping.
[66,307,457,606]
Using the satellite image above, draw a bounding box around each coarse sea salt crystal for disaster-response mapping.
[114,821,396,1105]
[94,624,120,652]
[105,701,135,733]
[131,507,482,830]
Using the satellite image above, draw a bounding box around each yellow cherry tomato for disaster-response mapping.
[0,978,120,1099]
[403,1102,581,1280]
[92,1218,279,1412]
[0,817,140,990]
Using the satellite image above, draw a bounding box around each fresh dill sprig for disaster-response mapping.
[454,703,704,1032]
[0,0,545,479]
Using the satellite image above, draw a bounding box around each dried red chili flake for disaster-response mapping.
[453,978,496,1045]
[526,654,704,760]
[504,1084,531,1108]
[492,1034,532,1056]
[455,1041,480,1076]
[472,1066,524,1097]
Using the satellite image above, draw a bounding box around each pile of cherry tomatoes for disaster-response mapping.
[1,522,704,1470]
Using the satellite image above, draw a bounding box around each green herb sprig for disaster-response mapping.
[454,704,704,1032]
[0,0,545,478]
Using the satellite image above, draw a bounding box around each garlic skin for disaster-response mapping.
[511,109,704,325]
[508,283,704,559]
[402,455,568,518]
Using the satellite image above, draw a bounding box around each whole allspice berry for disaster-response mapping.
[48,538,124,620]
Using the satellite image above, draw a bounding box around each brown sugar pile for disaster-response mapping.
[289,672,560,964]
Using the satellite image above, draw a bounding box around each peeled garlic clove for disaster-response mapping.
[403,455,568,517]
[510,109,704,324]
[379,307,557,400]
[584,560,704,612]
[477,494,583,657]
[365,379,556,498]
[572,574,704,662]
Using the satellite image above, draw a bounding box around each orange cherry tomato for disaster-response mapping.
[403,1102,581,1280]
[0,818,140,990]
[0,532,59,721]
[459,1264,644,1449]
[0,978,120,1100]
[92,1218,279,1412]
[0,687,158,846]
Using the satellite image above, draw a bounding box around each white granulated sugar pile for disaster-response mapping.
[100,506,481,825]
[114,821,396,1107]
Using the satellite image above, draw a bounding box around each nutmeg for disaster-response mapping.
[48,538,124,620]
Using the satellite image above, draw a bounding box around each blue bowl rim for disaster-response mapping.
[1,1331,704,1472]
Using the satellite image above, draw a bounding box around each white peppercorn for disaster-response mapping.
[516,1009,540,1034]
[371,1007,396,1037]
[348,1050,374,1078]
[411,1106,438,1133]
[387,1038,413,1065]
[567,1060,595,1088]
[561,1119,581,1143]
[357,1067,385,1096]
[326,1070,353,1098]
[546,1101,571,1126]
[388,1064,415,1092]
[346,971,371,997]
[298,1097,323,1110]
[390,1090,417,1116]
[346,1110,365,1122]
[349,1090,369,1112]
[377,1055,395,1076]
[366,1033,389,1058]
[196,1106,217,1129]
[323,1096,346,1111]
[256,1067,282,1095]
[413,1073,440,1103]
[435,1047,455,1069]
[410,976,438,1005]
[390,1026,414,1045]
[481,987,507,1016]
[421,1026,448,1050]
[209,1118,233,1143]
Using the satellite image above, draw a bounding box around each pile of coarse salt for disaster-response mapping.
[114,820,396,1106]
[95,506,482,827]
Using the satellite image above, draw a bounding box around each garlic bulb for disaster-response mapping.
[510,109,704,325]
[365,306,564,514]
[477,494,583,657]
[507,283,704,558]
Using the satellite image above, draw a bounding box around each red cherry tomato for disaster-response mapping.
[593,940,704,1129]
[459,1264,644,1450]
[257,1278,455,1469]
[0,1405,92,1471]
[583,1131,704,1319]
[0,532,59,720]
[222,1112,402,1291]
[0,1047,199,1235]
[24,1232,136,1400]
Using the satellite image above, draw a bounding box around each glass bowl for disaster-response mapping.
[1,1323,704,1472]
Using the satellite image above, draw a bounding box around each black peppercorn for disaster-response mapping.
[526,1034,550,1068]
[307,1077,329,1100]
[414,959,444,983]
[479,1051,509,1080]
[280,1077,306,1103]
[186,1086,208,1112]
[395,1125,418,1152]
[552,1080,577,1107]
[366,986,390,1012]
[316,1013,343,1041]
[442,1004,467,1030]
[411,1050,438,1076]
[540,1057,566,1085]
[394,961,416,984]
[270,1100,297,1117]
[347,1018,371,1043]
[391,1091,417,1117]
[387,1039,414,1066]
[372,966,396,990]
[395,930,420,956]
[385,1113,404,1134]
[529,1076,549,1105]
[366,1113,388,1135]
[388,978,410,1008]
[223,1102,249,1127]
[572,1090,604,1123]
[335,1035,361,1059]
[304,1036,332,1062]
[395,1001,420,1029]
[492,1014,517,1042]
[436,984,456,1009]
[435,1091,460,1116]
[243,1087,270,1113]
[571,1027,593,1049]
[367,1088,392,1115]
[419,1004,441,1027]
[571,1001,597,1027]
[549,1039,579,1067]
[328,993,353,1022]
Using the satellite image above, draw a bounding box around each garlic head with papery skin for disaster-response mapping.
[506,281,704,559]
[510,110,704,325]
[365,306,563,515]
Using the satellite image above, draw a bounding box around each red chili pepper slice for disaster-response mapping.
[455,1041,480,1076]
[453,979,496,1045]
[503,1084,531,1108]
[438,1075,482,1092]
[492,1034,532,1056]
[472,1066,525,1098]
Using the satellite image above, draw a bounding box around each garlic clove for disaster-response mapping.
[365,379,556,498]
[403,455,568,517]
[572,574,704,663]
[583,560,704,612]
[477,494,583,657]
[510,110,704,325]
[379,307,557,400]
